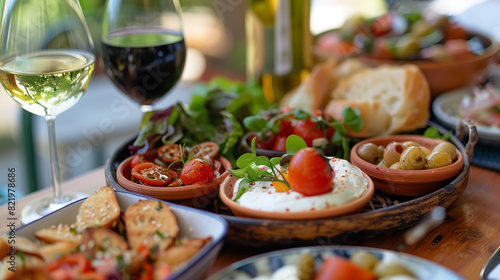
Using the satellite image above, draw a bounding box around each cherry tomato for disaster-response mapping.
[189,142,219,159]
[315,256,376,280]
[157,144,185,166]
[131,162,175,186]
[138,262,154,280]
[293,116,334,147]
[130,155,150,168]
[46,253,103,280]
[288,148,334,196]
[277,119,293,136]
[272,135,287,152]
[250,133,275,150]
[180,158,215,185]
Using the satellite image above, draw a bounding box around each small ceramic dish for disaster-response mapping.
[219,172,374,220]
[208,245,465,280]
[350,135,464,197]
[17,191,228,280]
[116,149,231,209]
[239,132,339,158]
[315,30,499,98]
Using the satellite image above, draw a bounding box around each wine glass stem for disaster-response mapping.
[140,104,154,115]
[46,116,63,204]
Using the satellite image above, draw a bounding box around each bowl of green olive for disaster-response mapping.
[350,135,463,196]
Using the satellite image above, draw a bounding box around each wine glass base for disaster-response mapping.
[20,192,88,225]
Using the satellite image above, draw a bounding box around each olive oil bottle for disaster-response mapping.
[246,0,312,104]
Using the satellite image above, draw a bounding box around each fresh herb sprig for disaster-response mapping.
[229,135,307,201]
[243,107,364,160]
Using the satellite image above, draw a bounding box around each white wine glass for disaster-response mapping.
[0,0,95,223]
[101,0,186,116]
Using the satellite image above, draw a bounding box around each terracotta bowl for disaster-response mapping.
[350,135,464,197]
[315,30,500,98]
[219,172,374,220]
[116,149,232,209]
[239,132,339,158]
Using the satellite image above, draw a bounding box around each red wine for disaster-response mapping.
[102,30,186,105]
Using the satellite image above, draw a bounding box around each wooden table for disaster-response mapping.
[2,165,499,279]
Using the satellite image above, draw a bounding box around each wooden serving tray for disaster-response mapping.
[104,120,478,247]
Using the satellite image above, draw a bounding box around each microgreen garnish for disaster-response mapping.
[155,201,163,211]
[69,226,78,235]
[19,251,26,262]
[423,127,452,140]
[155,230,165,239]
[243,107,363,160]
[229,136,308,201]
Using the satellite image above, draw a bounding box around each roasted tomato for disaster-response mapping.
[250,133,275,150]
[180,158,215,185]
[189,142,219,159]
[45,253,103,280]
[130,154,150,168]
[288,148,334,196]
[131,162,175,186]
[293,115,334,147]
[272,135,287,152]
[315,256,376,280]
[157,144,185,166]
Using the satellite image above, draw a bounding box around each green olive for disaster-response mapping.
[357,143,384,165]
[295,253,315,280]
[402,141,420,149]
[411,19,434,37]
[383,142,405,166]
[350,251,379,270]
[394,34,420,59]
[400,146,425,170]
[421,146,432,157]
[378,159,389,168]
[373,261,414,278]
[425,151,452,169]
[390,162,402,170]
[433,141,457,161]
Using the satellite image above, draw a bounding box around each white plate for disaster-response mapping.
[208,245,465,280]
[432,88,500,145]
[17,191,228,280]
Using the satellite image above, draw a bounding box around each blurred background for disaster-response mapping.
[0,0,494,202]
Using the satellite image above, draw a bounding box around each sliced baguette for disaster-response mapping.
[39,241,78,263]
[154,237,212,271]
[34,224,81,244]
[76,186,121,232]
[81,227,128,259]
[124,200,179,256]
[280,58,369,111]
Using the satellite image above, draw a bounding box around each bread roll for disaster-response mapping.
[326,64,430,137]
[280,58,368,111]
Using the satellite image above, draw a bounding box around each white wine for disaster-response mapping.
[246,0,312,104]
[0,49,95,117]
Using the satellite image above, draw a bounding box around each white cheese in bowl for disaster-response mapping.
[233,158,368,212]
